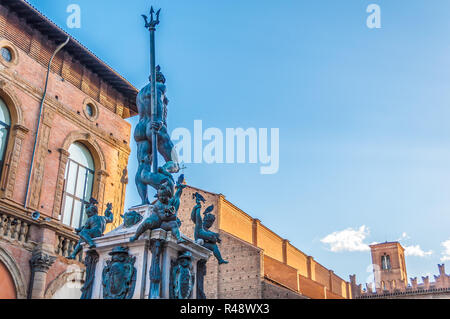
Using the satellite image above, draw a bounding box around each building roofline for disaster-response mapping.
[369,241,404,250]
[185,184,222,197]
[263,276,303,295]
[2,0,138,114]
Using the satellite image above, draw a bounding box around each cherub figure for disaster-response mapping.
[68,199,114,260]
[191,193,228,265]
[130,175,186,244]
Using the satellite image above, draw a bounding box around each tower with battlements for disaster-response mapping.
[370,242,408,292]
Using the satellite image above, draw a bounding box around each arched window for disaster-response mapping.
[61,142,95,229]
[0,98,11,176]
[381,254,391,270]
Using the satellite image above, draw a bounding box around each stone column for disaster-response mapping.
[29,249,56,299]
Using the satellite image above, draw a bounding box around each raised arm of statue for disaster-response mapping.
[171,176,186,212]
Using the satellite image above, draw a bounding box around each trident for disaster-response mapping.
[142,7,161,174]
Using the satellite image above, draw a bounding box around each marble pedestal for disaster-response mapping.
[83,204,212,299]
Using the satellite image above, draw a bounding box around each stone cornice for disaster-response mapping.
[96,170,110,178]
[57,148,70,157]
[12,124,30,134]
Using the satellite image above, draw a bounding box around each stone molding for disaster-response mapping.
[0,39,20,68]
[0,82,28,200]
[0,245,27,299]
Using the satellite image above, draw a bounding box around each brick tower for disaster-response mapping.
[370,242,408,292]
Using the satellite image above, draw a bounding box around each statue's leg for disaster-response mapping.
[157,128,180,173]
[141,169,165,191]
[130,215,160,242]
[135,122,152,205]
[79,230,96,249]
[135,164,150,205]
[171,226,186,244]
[67,241,83,259]
[204,243,228,265]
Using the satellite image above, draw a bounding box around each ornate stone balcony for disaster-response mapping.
[0,200,81,261]
[0,211,31,244]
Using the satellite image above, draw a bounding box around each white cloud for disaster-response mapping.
[321,226,370,252]
[404,245,433,257]
[441,239,450,262]
[397,232,410,241]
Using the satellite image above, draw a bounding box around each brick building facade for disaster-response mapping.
[177,186,352,299]
[0,0,137,299]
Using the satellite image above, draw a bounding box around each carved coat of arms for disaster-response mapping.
[102,246,137,299]
[170,251,195,299]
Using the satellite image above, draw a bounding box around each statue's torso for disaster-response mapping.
[136,82,167,124]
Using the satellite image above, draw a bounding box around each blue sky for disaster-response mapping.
[28,0,450,286]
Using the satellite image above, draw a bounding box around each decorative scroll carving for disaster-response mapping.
[81,250,99,299]
[196,259,207,299]
[28,107,55,209]
[149,239,164,299]
[3,124,29,199]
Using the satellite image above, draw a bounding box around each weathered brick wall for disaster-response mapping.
[216,232,263,299]
[311,260,330,289]
[286,243,308,278]
[299,274,326,299]
[331,272,346,297]
[220,200,253,244]
[262,280,307,299]
[256,223,284,262]
[263,255,298,292]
